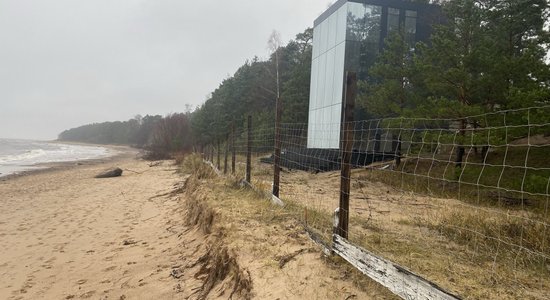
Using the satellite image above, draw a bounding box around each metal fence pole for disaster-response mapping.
[337,72,357,239]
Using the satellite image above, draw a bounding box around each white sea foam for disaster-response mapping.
[0,149,47,164]
[0,139,112,177]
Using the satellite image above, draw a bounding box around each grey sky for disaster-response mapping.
[0,0,332,140]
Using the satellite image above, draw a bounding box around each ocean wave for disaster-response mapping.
[0,141,110,167]
[0,149,47,164]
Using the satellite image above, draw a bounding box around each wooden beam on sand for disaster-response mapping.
[331,208,461,300]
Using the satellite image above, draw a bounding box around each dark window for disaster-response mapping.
[387,7,400,32]
[405,10,417,45]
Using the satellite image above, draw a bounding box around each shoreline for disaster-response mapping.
[0,144,141,182]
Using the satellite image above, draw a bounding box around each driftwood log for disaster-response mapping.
[95,168,123,178]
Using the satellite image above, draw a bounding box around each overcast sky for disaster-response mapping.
[0,0,332,140]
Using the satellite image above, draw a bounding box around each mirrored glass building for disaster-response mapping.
[307,0,441,149]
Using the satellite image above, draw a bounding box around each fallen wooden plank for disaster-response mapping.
[332,234,461,300]
[304,227,332,256]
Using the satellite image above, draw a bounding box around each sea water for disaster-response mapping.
[0,139,111,177]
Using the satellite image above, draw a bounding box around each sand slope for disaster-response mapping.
[0,153,399,300]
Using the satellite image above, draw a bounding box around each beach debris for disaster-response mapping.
[170,267,185,279]
[275,248,316,269]
[122,239,137,246]
[123,168,143,174]
[149,161,162,167]
[95,168,123,178]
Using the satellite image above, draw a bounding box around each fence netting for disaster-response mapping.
[205,106,550,299]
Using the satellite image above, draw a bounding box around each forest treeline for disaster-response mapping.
[59,0,550,154]
[58,113,192,157]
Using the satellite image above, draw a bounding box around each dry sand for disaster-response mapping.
[0,151,185,299]
[0,151,390,300]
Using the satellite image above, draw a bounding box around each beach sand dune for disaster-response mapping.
[0,154,185,299]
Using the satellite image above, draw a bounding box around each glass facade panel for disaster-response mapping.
[333,42,346,104]
[317,54,326,108]
[328,13,337,50]
[308,1,432,149]
[406,10,417,17]
[405,10,417,45]
[336,5,347,43]
[312,26,320,58]
[308,3,348,148]
[388,7,400,32]
[364,5,382,44]
[310,58,318,110]
[346,4,381,79]
[324,48,335,108]
[347,3,366,41]
[321,20,329,54]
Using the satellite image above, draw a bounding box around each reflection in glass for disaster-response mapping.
[405,10,417,45]
[388,7,400,32]
[346,3,381,80]
[406,10,417,17]
[308,1,438,149]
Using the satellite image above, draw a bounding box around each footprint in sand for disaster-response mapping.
[18,275,35,294]
[79,291,95,298]
[103,266,117,272]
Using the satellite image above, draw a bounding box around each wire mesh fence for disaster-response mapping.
[203,105,550,299]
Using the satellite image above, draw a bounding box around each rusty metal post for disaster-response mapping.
[337,72,357,239]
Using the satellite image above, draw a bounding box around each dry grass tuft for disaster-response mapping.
[183,192,215,234]
[424,206,550,271]
[181,153,216,179]
[193,241,252,300]
[173,152,186,165]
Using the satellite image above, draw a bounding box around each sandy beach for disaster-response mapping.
[0,150,393,300]
[0,151,186,299]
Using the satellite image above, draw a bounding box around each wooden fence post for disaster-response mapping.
[393,134,402,167]
[337,72,357,239]
[273,96,282,197]
[231,123,236,174]
[210,145,214,162]
[246,115,252,183]
[217,139,221,170]
[224,134,228,174]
